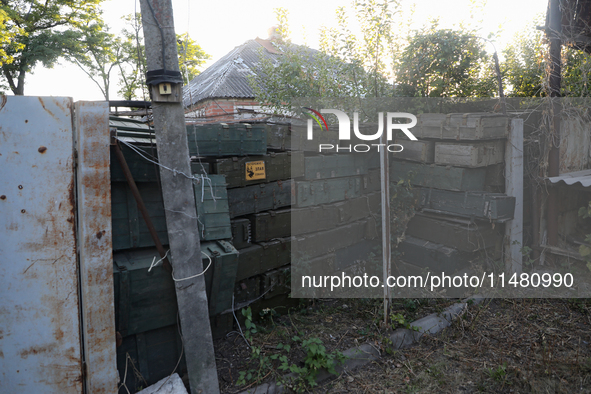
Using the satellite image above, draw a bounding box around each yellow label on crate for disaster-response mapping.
[245,161,266,181]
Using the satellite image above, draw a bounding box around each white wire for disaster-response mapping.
[172,251,212,282]
[116,137,219,204]
[148,249,170,272]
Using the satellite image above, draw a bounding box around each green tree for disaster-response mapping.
[0,0,102,95]
[116,13,209,100]
[177,33,210,85]
[394,23,496,97]
[117,13,146,101]
[66,19,121,101]
[501,20,545,97]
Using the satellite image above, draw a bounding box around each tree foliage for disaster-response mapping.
[394,24,496,97]
[0,0,102,95]
[66,19,121,101]
[178,33,210,85]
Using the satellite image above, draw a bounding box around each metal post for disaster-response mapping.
[138,0,220,392]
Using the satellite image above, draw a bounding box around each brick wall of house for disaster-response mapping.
[186,98,263,122]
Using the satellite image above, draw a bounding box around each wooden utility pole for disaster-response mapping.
[138,1,220,393]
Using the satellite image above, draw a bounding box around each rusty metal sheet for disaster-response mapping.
[0,96,83,392]
[74,101,118,393]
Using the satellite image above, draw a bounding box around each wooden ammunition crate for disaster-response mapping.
[415,113,508,140]
[434,140,505,168]
[230,218,251,249]
[294,176,367,207]
[397,236,475,273]
[394,139,435,163]
[111,182,168,251]
[405,213,501,252]
[227,180,293,218]
[194,174,232,241]
[235,238,291,281]
[418,188,515,222]
[391,160,487,191]
[304,154,368,179]
[113,241,239,336]
[186,122,267,157]
[210,151,304,188]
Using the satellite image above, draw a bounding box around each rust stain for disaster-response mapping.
[8,222,18,231]
[38,146,47,153]
[19,343,57,359]
[0,195,5,200]
[0,94,6,111]
[37,97,58,121]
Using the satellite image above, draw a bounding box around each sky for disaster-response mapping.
[20,0,548,101]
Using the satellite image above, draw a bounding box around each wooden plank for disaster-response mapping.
[391,160,487,191]
[434,140,505,167]
[394,139,435,163]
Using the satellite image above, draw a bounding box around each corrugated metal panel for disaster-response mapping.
[0,96,83,392]
[183,39,318,107]
[548,169,591,187]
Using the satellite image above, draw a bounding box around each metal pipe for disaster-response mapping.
[111,141,172,271]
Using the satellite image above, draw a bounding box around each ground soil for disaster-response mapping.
[214,298,591,394]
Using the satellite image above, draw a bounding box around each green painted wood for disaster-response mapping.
[295,176,366,207]
[397,235,475,273]
[110,144,161,183]
[235,238,291,281]
[203,240,240,315]
[227,180,293,218]
[262,266,290,299]
[394,139,435,163]
[230,218,251,249]
[293,218,378,260]
[267,123,338,152]
[304,154,368,179]
[418,188,515,222]
[249,209,291,242]
[416,113,508,140]
[186,122,267,157]
[113,241,240,337]
[211,151,304,188]
[116,324,185,393]
[193,174,232,241]
[434,140,505,168]
[111,182,169,251]
[391,160,487,191]
[113,249,177,337]
[405,213,501,252]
